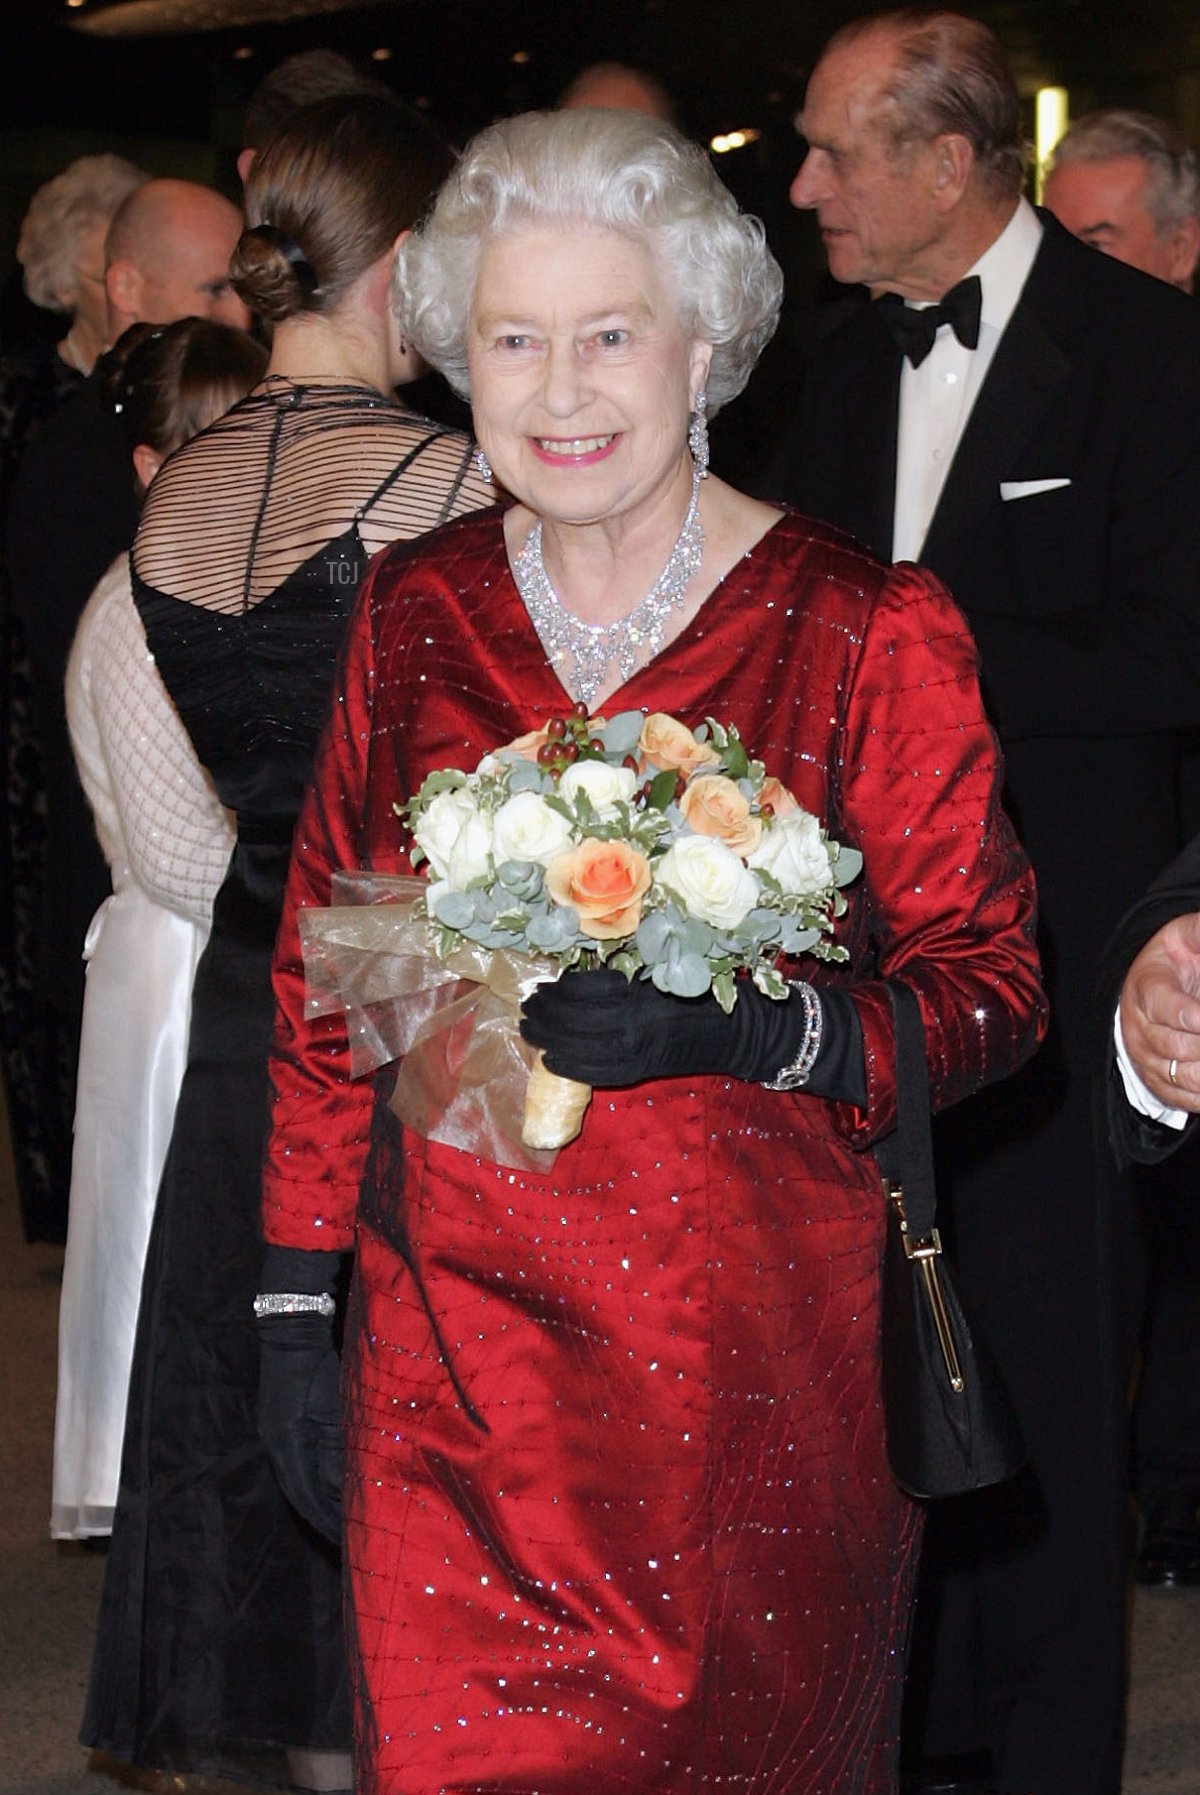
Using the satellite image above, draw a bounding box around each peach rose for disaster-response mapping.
[545,838,652,940]
[758,775,799,818]
[679,774,763,856]
[503,724,553,762]
[638,712,721,776]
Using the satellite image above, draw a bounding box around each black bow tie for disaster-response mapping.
[877,276,982,366]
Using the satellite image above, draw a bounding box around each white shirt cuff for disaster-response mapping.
[1114,1007,1189,1130]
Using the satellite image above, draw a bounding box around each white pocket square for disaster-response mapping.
[999,478,1072,501]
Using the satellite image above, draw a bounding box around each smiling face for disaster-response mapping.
[466,227,711,531]
[1042,155,1200,291]
[790,36,945,294]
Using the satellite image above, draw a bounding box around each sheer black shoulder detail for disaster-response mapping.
[131,380,494,615]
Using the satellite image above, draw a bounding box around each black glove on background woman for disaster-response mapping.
[256,1241,346,1546]
[520,969,866,1104]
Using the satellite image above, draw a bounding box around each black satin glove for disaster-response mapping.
[256,1242,347,1546]
[520,969,865,1103]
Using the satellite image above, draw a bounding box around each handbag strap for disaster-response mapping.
[878,981,938,1241]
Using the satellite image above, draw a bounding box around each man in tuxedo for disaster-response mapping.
[765,11,1200,1795]
[1043,108,1200,292]
[1046,106,1200,1597]
[1098,839,1200,1595]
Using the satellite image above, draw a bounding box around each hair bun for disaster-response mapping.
[230,222,318,323]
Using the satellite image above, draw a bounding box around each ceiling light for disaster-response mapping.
[710,128,761,155]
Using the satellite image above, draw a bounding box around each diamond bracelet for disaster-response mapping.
[252,1292,336,1321]
[761,980,824,1091]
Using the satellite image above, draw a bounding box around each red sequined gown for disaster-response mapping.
[266,507,1045,1795]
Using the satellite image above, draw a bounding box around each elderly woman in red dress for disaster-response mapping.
[259,107,1045,1794]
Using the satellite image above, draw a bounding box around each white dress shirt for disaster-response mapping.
[1114,1009,1189,1130]
[892,197,1044,563]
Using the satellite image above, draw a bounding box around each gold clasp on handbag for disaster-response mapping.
[885,1180,965,1393]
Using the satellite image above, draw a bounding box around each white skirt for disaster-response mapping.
[51,879,208,1539]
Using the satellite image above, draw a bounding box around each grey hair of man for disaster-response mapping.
[399,107,783,417]
[17,153,149,313]
[825,8,1027,204]
[1048,109,1200,238]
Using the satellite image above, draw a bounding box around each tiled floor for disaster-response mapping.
[1124,1580,1200,1793]
[3,1174,1197,1793]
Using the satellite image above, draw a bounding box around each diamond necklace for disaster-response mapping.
[512,466,704,710]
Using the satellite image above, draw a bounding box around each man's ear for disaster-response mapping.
[930,133,974,212]
[106,259,142,327]
[1167,216,1200,292]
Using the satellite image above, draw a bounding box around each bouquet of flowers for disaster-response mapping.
[403,706,861,1148]
[300,707,860,1168]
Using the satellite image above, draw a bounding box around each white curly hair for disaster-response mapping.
[399,108,782,417]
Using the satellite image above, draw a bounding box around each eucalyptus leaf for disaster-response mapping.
[527,908,580,952]
[779,922,821,955]
[635,910,673,962]
[677,916,716,955]
[496,860,545,901]
[832,844,864,887]
[651,948,712,999]
[740,908,782,945]
[506,759,546,794]
[599,710,645,758]
[429,889,476,929]
[606,948,642,980]
[477,926,523,950]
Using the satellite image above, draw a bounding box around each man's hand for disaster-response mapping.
[1119,910,1200,1111]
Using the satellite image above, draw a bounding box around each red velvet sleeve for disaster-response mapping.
[263,562,385,1251]
[827,559,1047,1145]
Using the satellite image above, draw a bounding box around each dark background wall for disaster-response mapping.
[3,0,1199,343]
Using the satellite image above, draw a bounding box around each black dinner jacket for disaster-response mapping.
[767,210,1200,746]
[765,211,1200,973]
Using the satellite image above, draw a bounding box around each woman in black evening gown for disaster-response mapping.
[82,97,495,1790]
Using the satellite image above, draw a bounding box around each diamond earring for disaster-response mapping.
[688,390,710,478]
[475,447,494,484]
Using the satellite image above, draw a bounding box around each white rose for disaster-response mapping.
[655,834,760,929]
[747,810,833,897]
[492,790,575,868]
[557,760,638,811]
[413,787,492,887]
[446,811,494,888]
[425,878,451,918]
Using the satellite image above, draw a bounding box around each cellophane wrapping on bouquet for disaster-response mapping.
[299,870,588,1172]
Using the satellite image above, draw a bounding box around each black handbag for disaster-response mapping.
[876,981,1026,1499]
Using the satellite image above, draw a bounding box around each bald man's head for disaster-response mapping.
[105,179,250,337]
